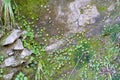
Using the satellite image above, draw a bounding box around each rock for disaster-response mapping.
[4,56,16,67]
[13,39,24,50]
[4,56,24,67]
[7,50,14,56]
[115,16,120,23]
[20,49,32,59]
[84,5,100,23]
[2,43,16,56]
[3,29,22,46]
[56,5,66,23]
[45,39,67,52]
[20,31,27,40]
[55,0,100,34]
[67,0,100,31]
[3,68,18,80]
[3,72,14,80]
[105,18,112,24]
[107,4,115,12]
[49,38,58,44]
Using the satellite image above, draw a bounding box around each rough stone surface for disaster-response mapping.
[3,72,14,80]
[115,16,120,23]
[7,50,14,56]
[13,39,24,50]
[3,29,21,46]
[4,56,24,67]
[105,18,112,24]
[20,48,32,59]
[45,39,67,52]
[67,3,100,31]
[20,30,27,40]
[56,0,100,33]
[3,68,18,80]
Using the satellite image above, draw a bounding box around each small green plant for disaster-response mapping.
[103,24,120,42]
[74,39,93,68]
[15,72,28,80]
[0,56,4,63]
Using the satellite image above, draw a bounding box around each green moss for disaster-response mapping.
[97,6,107,12]
[15,0,49,19]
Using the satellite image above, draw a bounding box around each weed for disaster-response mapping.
[103,24,120,42]
[15,72,28,80]
[0,56,4,63]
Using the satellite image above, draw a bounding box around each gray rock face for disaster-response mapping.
[56,0,100,33]
[3,72,14,80]
[107,3,115,12]
[3,68,18,80]
[13,39,24,50]
[4,56,24,67]
[20,31,27,40]
[45,39,67,52]
[67,1,100,31]
[115,16,120,23]
[4,56,16,67]
[3,29,21,46]
[68,0,91,24]
[20,48,32,59]
[7,50,14,56]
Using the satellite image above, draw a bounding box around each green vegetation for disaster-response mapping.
[0,56,4,64]
[97,6,107,12]
[15,72,28,80]
[11,9,120,80]
[74,38,94,68]
[0,0,120,80]
[1,0,15,30]
[15,0,49,19]
[103,23,120,42]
